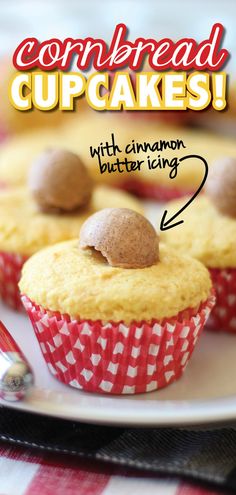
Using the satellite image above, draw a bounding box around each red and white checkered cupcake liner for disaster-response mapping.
[207,268,236,332]
[22,292,215,395]
[0,252,27,311]
[118,179,194,202]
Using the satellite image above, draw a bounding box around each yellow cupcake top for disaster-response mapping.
[0,186,143,256]
[161,195,236,268]
[19,240,212,323]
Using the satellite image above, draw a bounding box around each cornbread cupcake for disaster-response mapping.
[161,157,236,332]
[119,128,236,201]
[0,110,139,189]
[2,109,236,202]
[20,208,214,395]
[0,150,142,310]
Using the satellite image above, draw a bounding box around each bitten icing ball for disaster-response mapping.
[79,208,159,268]
[205,157,236,218]
[29,149,93,213]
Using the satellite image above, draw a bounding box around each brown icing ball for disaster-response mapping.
[205,157,236,218]
[29,149,93,213]
[79,208,159,268]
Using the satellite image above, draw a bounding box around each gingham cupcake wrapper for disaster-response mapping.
[207,268,236,333]
[0,252,27,311]
[22,293,215,395]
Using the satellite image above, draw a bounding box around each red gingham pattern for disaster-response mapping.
[22,293,215,395]
[118,178,194,201]
[0,252,27,311]
[207,268,236,333]
[0,444,225,495]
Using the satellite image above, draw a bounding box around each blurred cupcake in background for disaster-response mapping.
[161,157,236,332]
[0,149,143,310]
[116,126,236,201]
[2,108,236,203]
[0,109,140,189]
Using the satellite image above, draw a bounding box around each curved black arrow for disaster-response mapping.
[160,154,208,231]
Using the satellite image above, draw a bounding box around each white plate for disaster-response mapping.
[1,202,236,427]
[2,294,236,427]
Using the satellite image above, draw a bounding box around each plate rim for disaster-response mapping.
[2,389,236,427]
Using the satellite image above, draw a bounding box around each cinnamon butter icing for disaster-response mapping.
[205,157,236,218]
[29,149,93,213]
[79,208,159,268]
